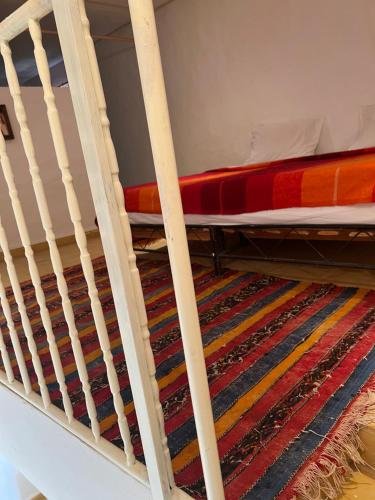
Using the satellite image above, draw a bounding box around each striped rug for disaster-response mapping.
[1,256,375,499]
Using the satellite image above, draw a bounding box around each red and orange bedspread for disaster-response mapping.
[124,148,375,215]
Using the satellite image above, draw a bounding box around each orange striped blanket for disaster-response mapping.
[124,148,375,215]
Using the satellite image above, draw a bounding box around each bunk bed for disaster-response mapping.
[125,147,375,273]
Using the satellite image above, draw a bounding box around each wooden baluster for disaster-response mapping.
[0,322,14,384]
[77,0,173,481]
[29,18,134,462]
[128,1,225,498]
[0,121,73,422]
[1,41,100,441]
[0,219,49,405]
[0,273,29,392]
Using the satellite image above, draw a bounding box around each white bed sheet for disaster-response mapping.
[128,203,375,226]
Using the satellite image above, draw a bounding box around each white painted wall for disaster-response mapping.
[0,87,96,249]
[0,455,40,500]
[97,0,375,186]
[0,386,151,500]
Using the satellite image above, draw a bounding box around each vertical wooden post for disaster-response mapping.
[76,2,174,477]
[0,217,50,407]
[52,1,174,497]
[0,322,13,384]
[0,272,29,391]
[127,1,224,499]
[29,17,134,464]
[0,120,73,422]
[1,40,100,439]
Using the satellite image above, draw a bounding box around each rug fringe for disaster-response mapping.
[293,389,375,500]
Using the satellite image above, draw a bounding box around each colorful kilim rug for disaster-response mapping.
[1,257,375,499]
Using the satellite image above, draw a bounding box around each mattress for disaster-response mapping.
[125,148,375,218]
[128,203,375,227]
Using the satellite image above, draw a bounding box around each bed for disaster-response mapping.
[124,147,375,273]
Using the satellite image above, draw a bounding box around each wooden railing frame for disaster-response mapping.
[0,0,51,42]
[0,0,224,497]
[0,0,172,496]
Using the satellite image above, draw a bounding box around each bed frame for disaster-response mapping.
[131,223,375,275]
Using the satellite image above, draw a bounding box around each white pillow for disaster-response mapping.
[245,117,324,164]
[349,104,375,150]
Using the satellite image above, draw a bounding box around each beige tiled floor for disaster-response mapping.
[221,257,375,289]
[2,231,374,289]
[137,238,375,289]
[2,231,375,499]
[341,472,375,499]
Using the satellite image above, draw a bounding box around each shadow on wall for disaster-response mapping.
[0,455,41,500]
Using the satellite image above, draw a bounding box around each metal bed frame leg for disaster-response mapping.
[210,227,225,275]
